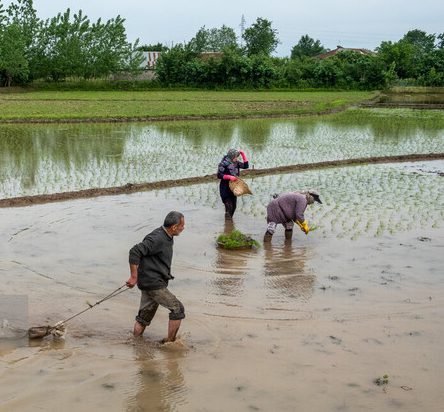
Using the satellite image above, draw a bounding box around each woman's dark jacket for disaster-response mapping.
[217,156,249,200]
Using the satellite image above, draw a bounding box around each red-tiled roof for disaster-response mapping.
[314,46,374,59]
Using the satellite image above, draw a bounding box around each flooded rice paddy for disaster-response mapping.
[1,108,444,198]
[1,158,444,411]
[158,160,444,239]
[1,106,444,411]
[379,89,444,107]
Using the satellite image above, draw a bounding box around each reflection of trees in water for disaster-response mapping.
[234,119,272,147]
[2,111,443,198]
[210,219,249,299]
[128,343,188,412]
[152,120,235,146]
[263,241,314,302]
[0,123,127,191]
[298,110,444,142]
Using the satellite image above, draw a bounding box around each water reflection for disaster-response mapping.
[0,295,28,352]
[210,219,249,298]
[236,120,274,147]
[27,336,66,350]
[380,91,444,105]
[263,241,314,302]
[1,111,443,198]
[154,120,236,145]
[128,341,188,412]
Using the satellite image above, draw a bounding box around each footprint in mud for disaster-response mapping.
[269,344,279,354]
[362,337,383,345]
[329,335,343,345]
[348,287,360,296]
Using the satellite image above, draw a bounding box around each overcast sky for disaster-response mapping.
[3,0,444,55]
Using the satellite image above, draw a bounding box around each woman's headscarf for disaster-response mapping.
[227,148,240,160]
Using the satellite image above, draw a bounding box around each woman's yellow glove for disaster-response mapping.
[296,220,310,234]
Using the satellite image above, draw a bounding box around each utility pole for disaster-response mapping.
[239,14,246,46]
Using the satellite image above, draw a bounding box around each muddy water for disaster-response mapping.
[1,108,444,198]
[379,90,444,106]
[1,161,443,411]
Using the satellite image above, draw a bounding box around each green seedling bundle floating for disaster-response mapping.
[217,230,260,250]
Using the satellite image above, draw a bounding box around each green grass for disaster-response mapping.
[217,230,260,249]
[0,90,376,121]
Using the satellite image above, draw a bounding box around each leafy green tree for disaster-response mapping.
[291,35,326,59]
[377,40,416,79]
[82,14,140,78]
[422,47,444,85]
[216,48,250,87]
[188,26,208,53]
[6,0,39,51]
[4,0,39,83]
[37,9,88,80]
[248,54,278,87]
[0,22,29,86]
[377,29,441,82]
[242,17,279,56]
[334,51,386,89]
[189,25,237,52]
[125,39,145,75]
[382,61,398,87]
[137,43,169,52]
[32,9,141,81]
[208,25,237,51]
[155,44,198,85]
[402,29,436,78]
[437,33,444,49]
[312,58,340,87]
[402,29,435,53]
[0,2,7,25]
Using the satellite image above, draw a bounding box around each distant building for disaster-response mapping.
[140,51,162,69]
[112,51,161,80]
[314,46,375,59]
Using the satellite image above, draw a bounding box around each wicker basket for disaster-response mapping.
[229,178,252,196]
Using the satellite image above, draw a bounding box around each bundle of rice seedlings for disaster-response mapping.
[217,230,259,250]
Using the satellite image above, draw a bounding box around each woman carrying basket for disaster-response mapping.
[217,148,249,219]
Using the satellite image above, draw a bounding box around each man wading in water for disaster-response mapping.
[126,211,185,343]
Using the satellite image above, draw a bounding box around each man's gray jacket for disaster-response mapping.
[129,227,174,290]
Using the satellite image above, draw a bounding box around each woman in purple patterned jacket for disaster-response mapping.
[264,191,322,242]
[217,148,249,219]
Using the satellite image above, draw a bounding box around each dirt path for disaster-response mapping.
[1,153,443,208]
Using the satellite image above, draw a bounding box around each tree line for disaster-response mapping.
[1,0,443,89]
[0,0,142,86]
[151,23,444,89]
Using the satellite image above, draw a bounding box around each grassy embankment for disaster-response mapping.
[0,90,377,122]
